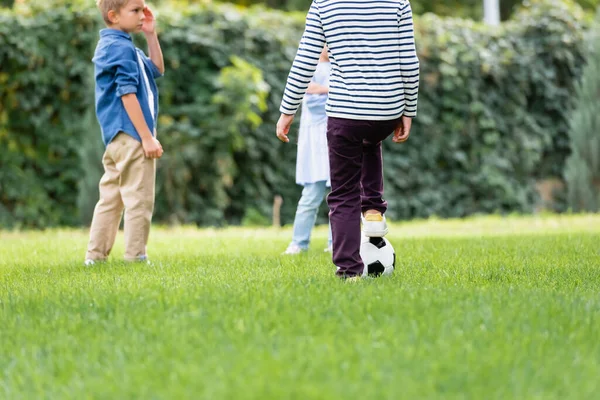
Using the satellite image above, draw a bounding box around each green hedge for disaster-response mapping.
[0,6,99,228]
[386,0,587,219]
[0,0,588,228]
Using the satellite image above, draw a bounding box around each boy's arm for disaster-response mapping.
[142,6,165,75]
[280,0,325,116]
[277,0,325,142]
[144,32,164,75]
[398,0,419,118]
[122,94,163,158]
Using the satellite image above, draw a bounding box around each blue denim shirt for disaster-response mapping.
[93,29,162,146]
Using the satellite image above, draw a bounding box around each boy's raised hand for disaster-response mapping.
[276,113,295,143]
[141,6,156,34]
[142,137,163,159]
[393,115,412,143]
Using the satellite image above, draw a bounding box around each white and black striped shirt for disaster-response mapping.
[280,0,419,120]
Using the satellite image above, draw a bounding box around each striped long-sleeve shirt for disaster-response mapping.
[280,0,420,120]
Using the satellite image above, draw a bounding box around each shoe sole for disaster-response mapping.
[362,227,389,237]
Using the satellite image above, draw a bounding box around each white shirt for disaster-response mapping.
[137,52,155,124]
[296,61,331,186]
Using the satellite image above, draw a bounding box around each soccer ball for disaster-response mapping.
[360,235,395,277]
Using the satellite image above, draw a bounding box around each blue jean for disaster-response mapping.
[291,181,333,249]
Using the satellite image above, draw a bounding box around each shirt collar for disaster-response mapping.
[99,28,132,41]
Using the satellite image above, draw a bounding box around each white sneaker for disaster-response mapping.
[323,245,333,253]
[361,213,388,237]
[125,255,150,263]
[282,244,307,255]
[84,259,96,266]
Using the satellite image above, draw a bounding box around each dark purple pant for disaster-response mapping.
[326,116,401,277]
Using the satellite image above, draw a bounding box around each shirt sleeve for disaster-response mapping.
[280,0,326,115]
[104,43,140,97]
[398,0,420,118]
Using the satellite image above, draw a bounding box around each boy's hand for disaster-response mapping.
[142,137,163,159]
[276,113,295,143]
[307,82,328,95]
[142,6,156,34]
[393,115,412,143]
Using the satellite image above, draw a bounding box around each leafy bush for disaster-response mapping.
[384,0,587,220]
[0,0,589,228]
[0,7,99,228]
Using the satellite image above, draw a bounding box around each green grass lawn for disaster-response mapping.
[1,215,599,399]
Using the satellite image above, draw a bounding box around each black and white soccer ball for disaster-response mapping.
[360,235,395,277]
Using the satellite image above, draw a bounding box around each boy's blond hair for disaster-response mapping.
[97,0,130,25]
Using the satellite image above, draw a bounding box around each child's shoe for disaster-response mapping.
[125,255,151,264]
[282,244,307,255]
[361,212,388,237]
[84,258,107,267]
[323,244,333,253]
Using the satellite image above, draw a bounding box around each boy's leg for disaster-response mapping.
[290,181,328,249]
[326,221,333,249]
[360,140,387,215]
[326,118,365,278]
[359,119,401,237]
[86,146,124,261]
[360,119,400,214]
[116,134,156,262]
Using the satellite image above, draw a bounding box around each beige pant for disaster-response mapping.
[86,133,156,262]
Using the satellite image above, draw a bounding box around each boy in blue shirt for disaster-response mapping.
[85,0,165,265]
